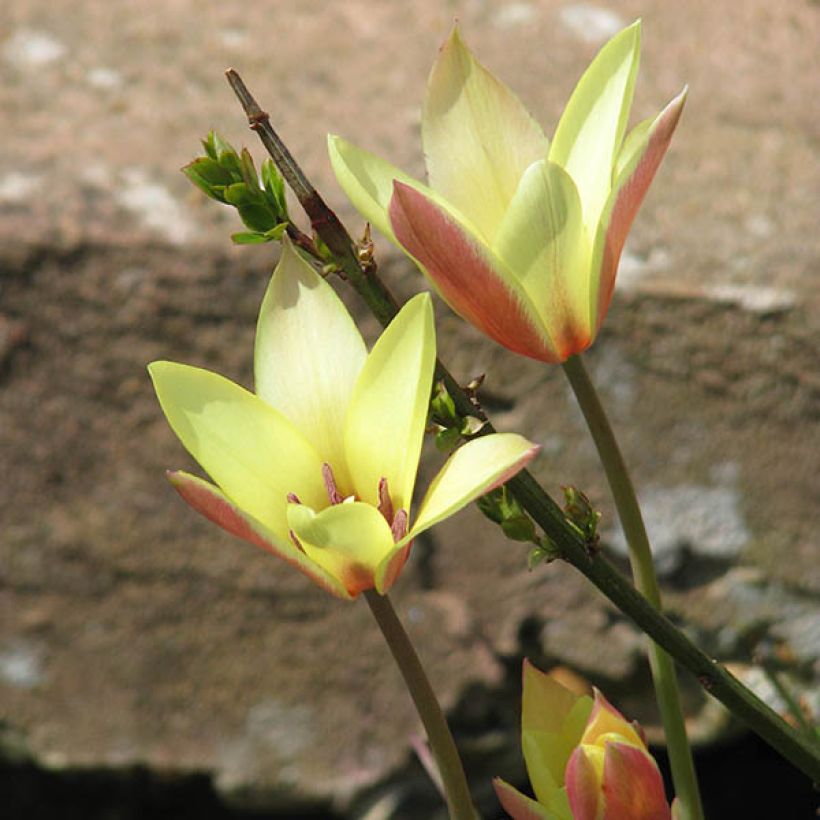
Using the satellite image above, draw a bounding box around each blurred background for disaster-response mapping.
[1,1,817,817]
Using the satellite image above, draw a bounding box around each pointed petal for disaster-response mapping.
[549,21,641,232]
[344,292,435,511]
[601,743,671,820]
[590,88,687,332]
[287,501,397,597]
[327,134,420,244]
[493,778,555,820]
[168,471,350,599]
[255,238,366,492]
[148,361,326,536]
[390,182,560,363]
[566,747,604,820]
[493,160,591,358]
[580,690,645,749]
[521,661,594,807]
[409,433,539,537]
[423,27,549,241]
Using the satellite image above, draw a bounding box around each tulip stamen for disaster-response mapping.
[377,476,394,524]
[391,509,408,542]
[322,462,344,505]
[286,492,301,504]
[288,529,305,553]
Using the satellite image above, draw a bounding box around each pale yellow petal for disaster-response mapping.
[344,293,435,511]
[149,361,326,536]
[409,433,539,537]
[493,160,592,357]
[549,21,641,233]
[327,134,420,244]
[423,27,549,241]
[287,501,397,597]
[255,238,366,492]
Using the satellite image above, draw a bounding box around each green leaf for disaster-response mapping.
[231,231,270,245]
[264,223,288,240]
[237,202,277,232]
[182,164,222,201]
[240,147,260,188]
[262,159,288,216]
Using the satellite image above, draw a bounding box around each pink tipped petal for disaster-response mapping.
[566,747,603,820]
[374,539,413,595]
[581,690,645,749]
[167,471,351,599]
[591,88,687,332]
[601,743,671,820]
[423,27,549,241]
[493,778,554,820]
[389,182,559,363]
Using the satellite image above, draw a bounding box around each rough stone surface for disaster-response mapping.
[0,0,818,815]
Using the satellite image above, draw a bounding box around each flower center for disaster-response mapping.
[286,463,408,547]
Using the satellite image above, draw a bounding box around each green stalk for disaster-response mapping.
[562,353,703,820]
[364,590,478,820]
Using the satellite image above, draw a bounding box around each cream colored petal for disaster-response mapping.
[287,501,397,597]
[327,134,420,244]
[549,21,641,233]
[149,361,326,536]
[255,238,366,492]
[423,27,549,241]
[493,160,592,359]
[344,292,435,511]
[168,471,351,599]
[408,433,539,537]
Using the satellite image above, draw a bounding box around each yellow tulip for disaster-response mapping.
[149,239,538,598]
[329,21,685,364]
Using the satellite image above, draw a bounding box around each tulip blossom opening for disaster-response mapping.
[494,660,672,820]
[329,21,686,363]
[149,238,539,599]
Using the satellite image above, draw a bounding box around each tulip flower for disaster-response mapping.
[329,21,686,364]
[494,660,672,820]
[149,239,538,599]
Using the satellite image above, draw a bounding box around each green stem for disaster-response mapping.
[364,590,478,820]
[225,71,820,784]
[562,353,703,820]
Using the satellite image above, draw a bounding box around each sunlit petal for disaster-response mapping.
[343,293,435,511]
[287,500,397,597]
[410,434,540,538]
[327,134,420,244]
[493,160,591,358]
[168,471,350,599]
[389,181,559,363]
[149,361,326,535]
[423,27,549,241]
[255,238,366,491]
[549,21,641,232]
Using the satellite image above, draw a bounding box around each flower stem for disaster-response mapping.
[364,590,478,820]
[562,353,704,820]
